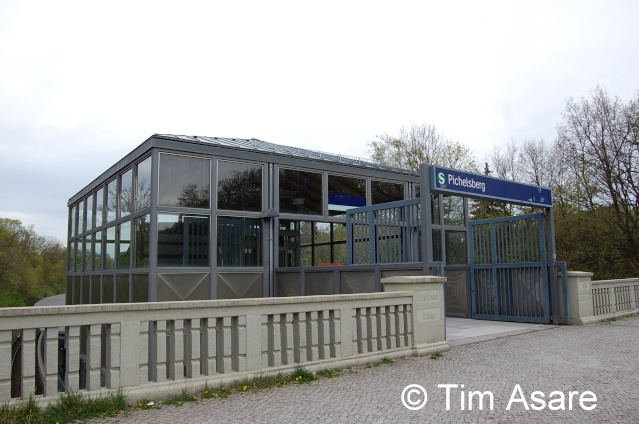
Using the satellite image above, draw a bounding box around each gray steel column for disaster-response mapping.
[419,164,434,274]
[210,158,218,300]
[148,149,159,302]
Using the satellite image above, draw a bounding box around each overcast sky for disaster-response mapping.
[0,0,637,244]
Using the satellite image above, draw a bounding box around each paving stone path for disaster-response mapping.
[94,315,639,423]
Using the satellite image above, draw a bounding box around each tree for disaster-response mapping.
[556,86,639,274]
[368,123,479,172]
[0,218,66,306]
[177,184,210,208]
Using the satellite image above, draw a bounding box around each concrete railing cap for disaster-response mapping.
[381,276,447,284]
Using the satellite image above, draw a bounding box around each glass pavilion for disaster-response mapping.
[66,134,468,305]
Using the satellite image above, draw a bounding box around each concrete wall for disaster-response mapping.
[0,276,448,406]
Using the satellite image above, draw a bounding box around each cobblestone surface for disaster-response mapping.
[94,315,639,423]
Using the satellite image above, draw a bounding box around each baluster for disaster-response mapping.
[201,318,216,376]
[0,330,10,401]
[65,326,80,392]
[45,327,58,396]
[168,320,184,380]
[154,321,167,382]
[21,329,36,398]
[106,323,121,388]
[138,322,148,385]
[87,324,101,391]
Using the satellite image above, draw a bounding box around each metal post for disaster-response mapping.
[419,164,434,274]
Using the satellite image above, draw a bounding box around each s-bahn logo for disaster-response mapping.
[437,172,446,185]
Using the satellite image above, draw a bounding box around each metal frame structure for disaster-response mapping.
[66,134,421,304]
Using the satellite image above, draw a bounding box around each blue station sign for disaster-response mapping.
[431,166,553,207]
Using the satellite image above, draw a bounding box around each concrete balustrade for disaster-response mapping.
[566,272,639,324]
[0,277,448,406]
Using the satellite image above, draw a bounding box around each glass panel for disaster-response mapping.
[74,240,81,272]
[86,195,94,231]
[432,194,441,225]
[81,276,90,304]
[68,242,74,273]
[134,214,150,268]
[371,180,404,204]
[82,237,89,272]
[106,179,117,223]
[300,246,312,267]
[432,229,442,262]
[117,221,131,269]
[315,245,331,265]
[218,161,262,211]
[443,196,465,226]
[136,156,152,210]
[95,188,104,228]
[73,276,81,304]
[300,221,312,246]
[279,168,322,215]
[65,276,73,305]
[314,222,331,243]
[328,174,366,216]
[78,200,85,234]
[116,274,130,303]
[93,231,102,270]
[278,220,300,267]
[158,214,210,266]
[332,223,346,241]
[159,153,210,208]
[132,274,149,302]
[105,226,116,270]
[217,217,261,267]
[102,275,114,303]
[70,205,76,238]
[332,243,347,264]
[445,231,467,265]
[120,169,133,218]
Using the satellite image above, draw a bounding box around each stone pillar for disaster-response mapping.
[381,276,448,355]
[566,271,594,324]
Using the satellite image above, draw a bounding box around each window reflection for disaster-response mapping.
[328,175,366,216]
[445,231,466,265]
[279,169,322,215]
[120,169,133,218]
[217,217,260,267]
[70,205,76,237]
[86,195,94,231]
[218,161,262,211]
[78,200,85,234]
[135,214,150,268]
[371,180,404,204]
[136,157,152,210]
[158,214,209,266]
[279,220,346,267]
[105,226,116,270]
[96,188,104,228]
[94,231,102,270]
[159,153,210,208]
[443,196,465,226]
[118,221,131,269]
[83,235,91,272]
[106,179,117,223]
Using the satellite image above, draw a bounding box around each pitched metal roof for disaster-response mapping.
[155,134,415,175]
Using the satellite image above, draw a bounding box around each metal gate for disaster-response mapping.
[469,213,550,323]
